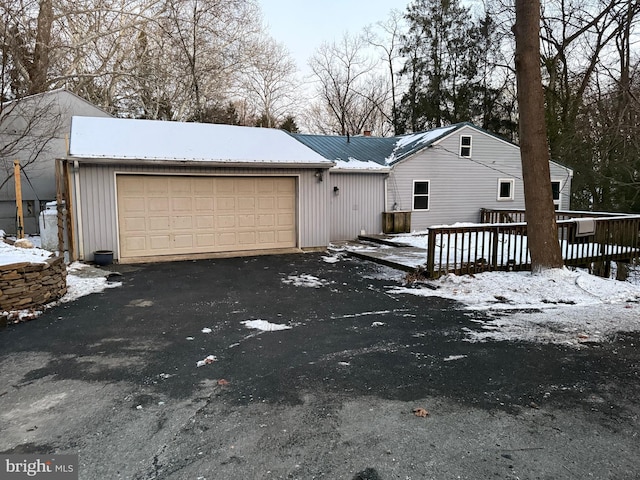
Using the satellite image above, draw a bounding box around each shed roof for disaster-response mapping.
[69,116,333,166]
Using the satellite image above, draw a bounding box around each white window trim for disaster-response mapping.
[412,180,430,211]
[459,135,472,157]
[497,178,515,201]
[551,179,562,209]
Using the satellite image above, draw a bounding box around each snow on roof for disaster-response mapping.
[69,116,333,165]
[333,158,390,172]
[386,125,458,164]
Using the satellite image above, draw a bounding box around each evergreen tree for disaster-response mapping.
[398,0,480,131]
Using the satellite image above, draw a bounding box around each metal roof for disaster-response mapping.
[291,134,397,166]
[291,124,464,166]
[69,116,333,165]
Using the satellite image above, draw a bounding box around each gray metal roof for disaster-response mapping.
[291,123,466,166]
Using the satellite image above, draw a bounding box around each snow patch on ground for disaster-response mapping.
[241,319,292,332]
[61,263,121,303]
[443,355,467,362]
[388,269,640,311]
[387,268,640,346]
[282,274,329,288]
[321,254,341,264]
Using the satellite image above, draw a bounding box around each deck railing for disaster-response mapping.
[425,213,640,279]
[480,208,625,224]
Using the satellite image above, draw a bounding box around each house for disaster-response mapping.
[63,118,573,264]
[0,90,111,234]
[64,116,334,263]
[293,123,574,239]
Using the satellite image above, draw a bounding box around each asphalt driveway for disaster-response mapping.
[1,252,639,479]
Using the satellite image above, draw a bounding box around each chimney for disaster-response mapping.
[363,129,372,137]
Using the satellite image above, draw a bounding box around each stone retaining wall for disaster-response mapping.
[0,256,67,312]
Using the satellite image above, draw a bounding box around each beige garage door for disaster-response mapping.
[117,175,296,259]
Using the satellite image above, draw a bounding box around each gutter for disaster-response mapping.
[67,157,336,169]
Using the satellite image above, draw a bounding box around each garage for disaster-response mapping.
[66,116,332,262]
[117,175,297,260]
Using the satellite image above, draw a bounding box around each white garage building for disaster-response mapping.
[66,117,334,263]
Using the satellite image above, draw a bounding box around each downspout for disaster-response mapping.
[384,175,389,213]
[73,160,84,260]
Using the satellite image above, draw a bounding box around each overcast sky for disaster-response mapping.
[258,0,402,72]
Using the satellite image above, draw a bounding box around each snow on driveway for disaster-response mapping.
[241,319,292,331]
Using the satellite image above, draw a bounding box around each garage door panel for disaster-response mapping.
[258,179,275,193]
[278,213,294,227]
[278,231,295,243]
[258,197,275,210]
[236,178,256,193]
[147,178,169,194]
[171,178,192,193]
[122,197,145,212]
[238,232,256,244]
[258,231,275,243]
[196,234,215,247]
[258,214,275,226]
[195,198,214,210]
[217,215,236,228]
[124,217,146,231]
[173,234,194,248]
[238,198,255,210]
[277,197,295,209]
[196,215,214,228]
[238,215,255,227]
[118,175,296,259]
[149,235,171,250]
[217,197,235,210]
[124,236,147,251]
[172,215,193,229]
[149,216,169,230]
[149,198,169,211]
[218,232,237,246]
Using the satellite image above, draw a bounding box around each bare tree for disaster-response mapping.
[309,32,390,136]
[513,0,563,271]
[365,9,405,134]
[240,36,299,128]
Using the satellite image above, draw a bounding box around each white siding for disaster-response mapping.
[76,164,329,260]
[387,126,536,229]
[329,172,386,240]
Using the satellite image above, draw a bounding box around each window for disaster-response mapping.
[460,135,472,157]
[551,181,561,210]
[413,181,430,210]
[497,178,515,201]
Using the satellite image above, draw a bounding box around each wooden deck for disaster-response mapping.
[424,210,640,279]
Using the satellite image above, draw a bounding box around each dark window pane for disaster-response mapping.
[460,146,471,157]
[461,136,471,146]
[414,196,429,210]
[551,182,560,200]
[414,182,429,194]
[500,181,512,198]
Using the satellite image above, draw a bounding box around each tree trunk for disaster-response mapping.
[29,0,53,95]
[513,0,564,272]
